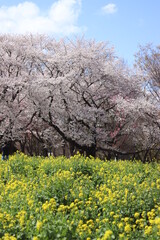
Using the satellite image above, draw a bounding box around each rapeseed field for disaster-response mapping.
[0,152,159,240]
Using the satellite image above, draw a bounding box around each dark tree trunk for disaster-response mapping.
[69,142,75,156]
[85,144,96,157]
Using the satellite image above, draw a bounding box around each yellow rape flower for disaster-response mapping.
[79,192,83,198]
[134,212,140,218]
[155,218,160,225]
[149,219,155,225]
[118,223,123,229]
[124,217,129,222]
[70,202,75,208]
[119,233,124,238]
[28,199,34,207]
[147,211,155,219]
[10,237,17,240]
[36,221,43,231]
[124,224,131,233]
[19,215,25,227]
[144,226,152,235]
[33,237,39,240]
[110,211,114,217]
[2,234,17,240]
[102,230,113,240]
[156,179,160,185]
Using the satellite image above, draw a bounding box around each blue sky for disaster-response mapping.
[0,0,160,65]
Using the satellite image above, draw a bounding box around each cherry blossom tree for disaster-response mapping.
[135,44,160,101]
[134,44,160,160]
[0,34,159,160]
[0,34,41,150]
[29,37,153,158]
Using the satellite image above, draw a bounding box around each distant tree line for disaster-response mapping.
[0,34,159,161]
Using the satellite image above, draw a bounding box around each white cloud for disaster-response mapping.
[102,3,118,14]
[0,0,83,35]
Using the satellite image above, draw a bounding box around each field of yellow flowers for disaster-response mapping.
[0,153,160,240]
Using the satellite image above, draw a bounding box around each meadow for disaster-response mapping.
[0,152,159,240]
